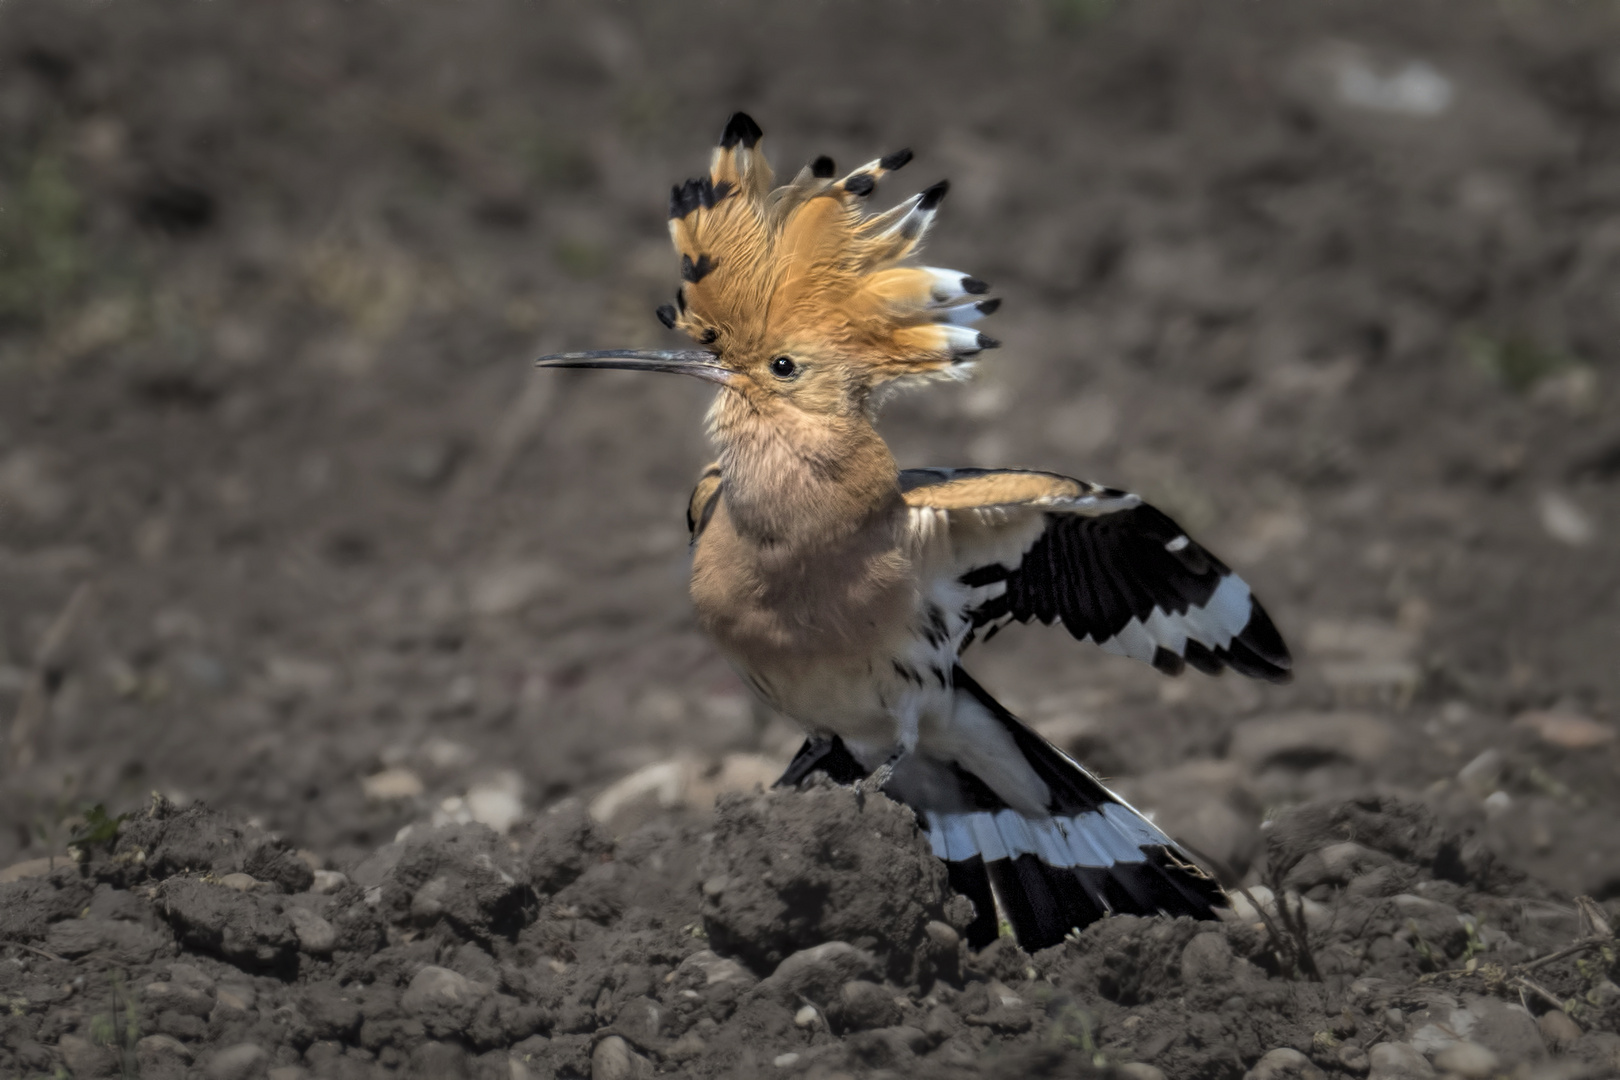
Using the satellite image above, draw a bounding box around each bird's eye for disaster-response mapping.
[770,356,797,379]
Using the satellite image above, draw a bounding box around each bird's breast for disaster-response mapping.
[690,495,921,732]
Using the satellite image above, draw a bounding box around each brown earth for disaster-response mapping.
[1,1,1619,1078]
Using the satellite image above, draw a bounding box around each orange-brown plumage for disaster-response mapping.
[663,115,998,421]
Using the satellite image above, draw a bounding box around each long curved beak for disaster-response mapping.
[533,349,732,385]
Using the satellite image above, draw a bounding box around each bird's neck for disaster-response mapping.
[708,392,900,549]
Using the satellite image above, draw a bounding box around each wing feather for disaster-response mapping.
[903,467,1292,683]
[686,463,723,543]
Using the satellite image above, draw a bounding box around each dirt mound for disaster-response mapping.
[1,791,1616,1078]
[699,781,952,983]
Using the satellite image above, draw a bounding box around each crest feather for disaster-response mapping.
[661,114,998,387]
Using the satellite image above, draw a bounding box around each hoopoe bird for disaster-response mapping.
[535,114,1292,952]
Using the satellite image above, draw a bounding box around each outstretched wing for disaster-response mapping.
[902,467,1291,682]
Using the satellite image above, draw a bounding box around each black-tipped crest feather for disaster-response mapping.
[719,111,764,150]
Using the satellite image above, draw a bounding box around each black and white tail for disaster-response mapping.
[776,668,1225,952]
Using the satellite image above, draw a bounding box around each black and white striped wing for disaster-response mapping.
[901,467,1292,682]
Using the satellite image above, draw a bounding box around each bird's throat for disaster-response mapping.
[709,392,901,549]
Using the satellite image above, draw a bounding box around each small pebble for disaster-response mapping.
[1246,1046,1325,1080]
[206,1042,268,1080]
[1431,1041,1497,1079]
[794,1005,819,1028]
[58,1034,115,1078]
[136,1034,193,1066]
[1538,491,1594,546]
[1513,710,1616,750]
[1538,1008,1581,1051]
[833,979,902,1032]
[215,986,255,1012]
[1366,1041,1434,1080]
[591,1035,647,1080]
[286,907,338,955]
[217,872,262,892]
[362,767,424,801]
[773,1052,800,1067]
[1115,1065,1169,1080]
[310,869,348,894]
[466,773,525,834]
[1456,750,1503,798]
[401,966,487,1016]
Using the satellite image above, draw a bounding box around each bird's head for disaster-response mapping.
[535,113,998,424]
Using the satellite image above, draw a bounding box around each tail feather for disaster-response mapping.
[772,670,1226,953]
[945,666,1225,949]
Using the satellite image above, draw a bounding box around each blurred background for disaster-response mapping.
[1,0,1616,895]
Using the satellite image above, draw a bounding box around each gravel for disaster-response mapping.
[0,790,1613,1078]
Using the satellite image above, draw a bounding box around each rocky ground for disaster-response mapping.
[2,783,1619,1079]
[2,0,1619,1077]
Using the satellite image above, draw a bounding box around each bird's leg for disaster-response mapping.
[858,702,920,799]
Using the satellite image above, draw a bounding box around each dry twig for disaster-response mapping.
[6,941,68,964]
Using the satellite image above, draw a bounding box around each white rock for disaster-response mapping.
[466,772,525,834]
[1538,491,1594,547]
[675,949,756,989]
[1431,1041,1498,1078]
[310,870,349,894]
[773,1052,800,1067]
[1513,710,1616,749]
[1367,1041,1436,1080]
[590,760,687,828]
[1410,1004,1476,1057]
[591,1034,651,1080]
[1115,1065,1169,1080]
[1223,885,1277,924]
[1244,1047,1319,1080]
[1298,39,1456,117]
[215,986,254,1013]
[1456,750,1503,798]
[217,873,263,892]
[589,753,780,832]
[362,767,424,801]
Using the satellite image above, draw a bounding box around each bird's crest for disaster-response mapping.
[658,113,999,398]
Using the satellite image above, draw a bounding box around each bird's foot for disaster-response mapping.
[855,748,904,803]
